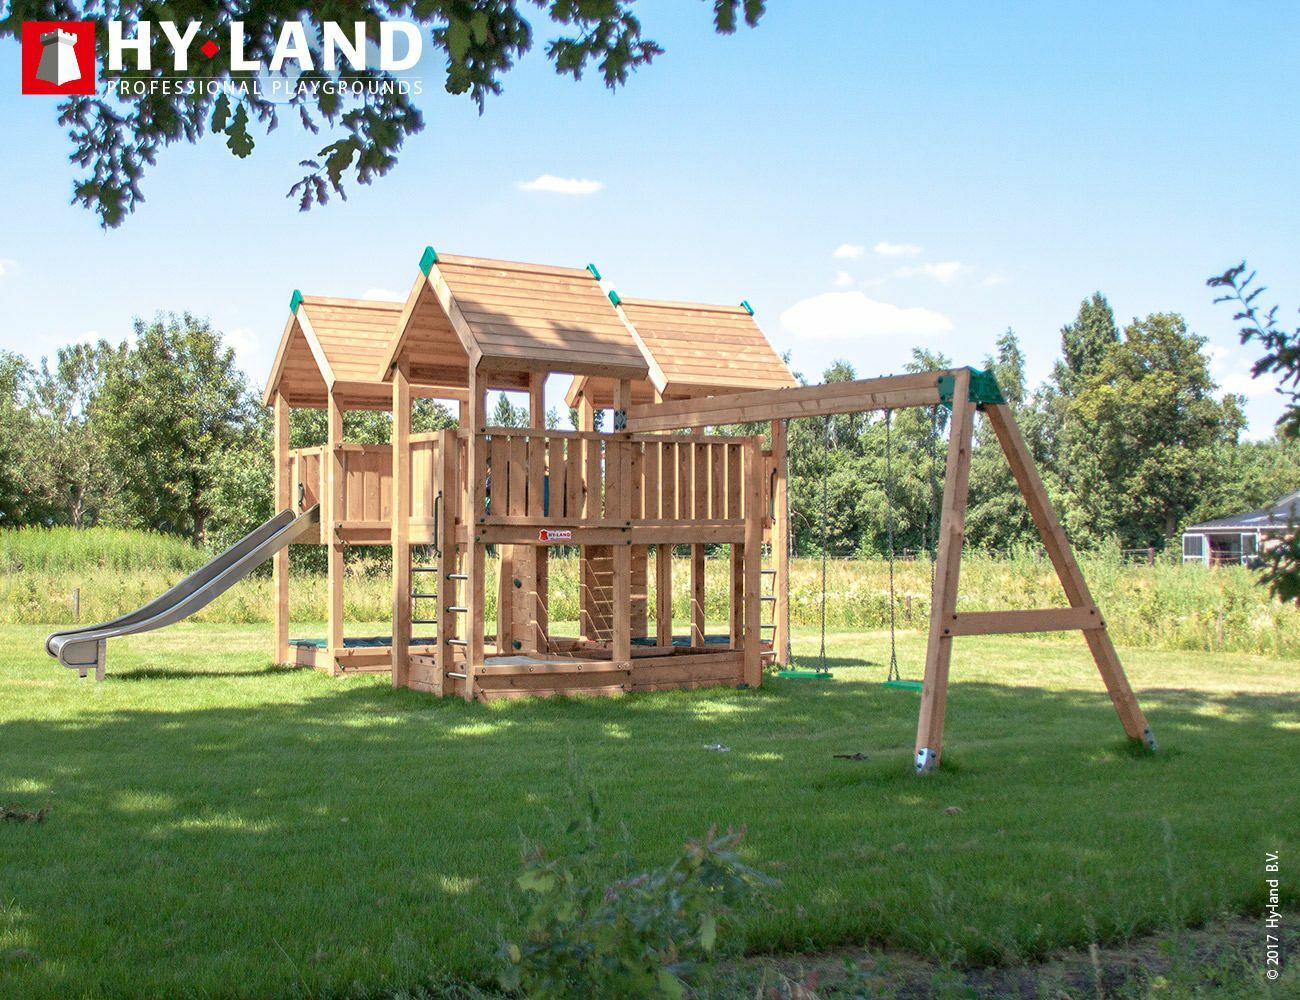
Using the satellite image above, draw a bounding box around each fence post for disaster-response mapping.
[73,586,80,623]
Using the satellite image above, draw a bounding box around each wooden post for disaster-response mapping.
[771,419,790,666]
[612,379,633,667]
[465,366,486,700]
[272,392,291,664]
[915,370,975,772]
[326,390,344,674]
[742,438,764,687]
[433,427,458,696]
[984,402,1154,747]
[653,395,674,646]
[528,372,546,428]
[577,394,597,640]
[391,361,411,688]
[690,427,706,646]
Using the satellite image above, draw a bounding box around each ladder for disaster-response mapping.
[759,567,777,665]
[411,544,438,636]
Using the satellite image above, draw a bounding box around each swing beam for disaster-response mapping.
[624,367,1156,774]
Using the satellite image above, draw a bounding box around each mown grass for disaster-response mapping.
[5,535,1298,657]
[1,621,1295,998]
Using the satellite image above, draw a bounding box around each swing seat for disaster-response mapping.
[777,669,834,680]
[883,679,924,692]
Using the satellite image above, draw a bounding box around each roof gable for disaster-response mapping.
[380,250,650,383]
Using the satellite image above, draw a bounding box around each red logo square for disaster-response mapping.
[21,21,97,95]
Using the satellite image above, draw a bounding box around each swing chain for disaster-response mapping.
[885,409,899,682]
[817,413,830,671]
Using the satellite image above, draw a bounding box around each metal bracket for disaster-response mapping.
[914,747,938,774]
[1142,727,1157,752]
[613,409,627,431]
[937,367,1006,409]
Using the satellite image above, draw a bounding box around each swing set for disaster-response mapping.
[623,365,1156,773]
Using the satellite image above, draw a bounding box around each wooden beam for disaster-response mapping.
[326,391,345,673]
[529,372,546,428]
[983,402,1154,747]
[690,426,706,646]
[391,360,412,688]
[742,438,763,687]
[272,393,290,664]
[771,418,790,666]
[434,428,457,697]
[915,370,975,773]
[611,379,633,664]
[465,366,487,700]
[946,606,1102,637]
[624,371,954,432]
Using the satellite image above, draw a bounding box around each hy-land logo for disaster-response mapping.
[21,20,424,97]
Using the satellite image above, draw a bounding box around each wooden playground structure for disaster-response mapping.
[262,246,1155,772]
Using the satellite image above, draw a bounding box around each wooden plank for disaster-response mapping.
[771,419,790,667]
[915,371,975,771]
[547,436,565,520]
[624,372,954,432]
[391,360,412,687]
[326,391,344,673]
[984,403,1153,745]
[434,428,457,696]
[465,368,487,700]
[272,393,290,664]
[612,380,634,666]
[946,606,1102,637]
[742,439,763,687]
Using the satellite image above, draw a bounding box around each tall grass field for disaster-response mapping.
[3,527,1296,657]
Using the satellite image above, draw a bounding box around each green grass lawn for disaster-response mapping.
[1,623,1296,998]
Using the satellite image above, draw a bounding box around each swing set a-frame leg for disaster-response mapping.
[914,388,1155,774]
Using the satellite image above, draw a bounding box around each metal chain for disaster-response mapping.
[885,410,900,682]
[927,404,940,593]
[783,420,794,666]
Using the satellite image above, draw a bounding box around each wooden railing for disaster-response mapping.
[474,430,767,525]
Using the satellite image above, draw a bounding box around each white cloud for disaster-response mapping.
[832,271,854,288]
[515,174,605,195]
[362,288,405,302]
[0,258,15,278]
[980,272,1007,287]
[1220,371,1273,398]
[832,243,864,259]
[873,241,922,258]
[897,260,965,283]
[780,291,952,341]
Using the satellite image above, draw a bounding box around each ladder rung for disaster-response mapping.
[445,671,467,679]
[760,623,776,630]
[412,567,438,573]
[412,618,438,625]
[760,596,776,602]
[446,638,467,646]
[446,606,468,614]
[447,573,469,580]
[761,569,776,575]
[411,592,437,599]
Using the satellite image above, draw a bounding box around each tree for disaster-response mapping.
[27,341,122,527]
[1068,313,1243,547]
[0,351,35,525]
[1208,263,1300,602]
[1054,292,1119,396]
[95,313,256,544]
[491,392,529,428]
[0,2,766,227]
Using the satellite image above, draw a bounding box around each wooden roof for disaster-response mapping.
[380,251,650,385]
[263,295,467,409]
[566,298,796,408]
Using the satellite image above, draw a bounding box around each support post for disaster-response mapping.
[326,390,344,674]
[391,360,412,687]
[984,402,1154,748]
[612,379,633,666]
[742,438,763,687]
[272,392,290,664]
[653,394,673,646]
[771,419,790,666]
[465,366,487,700]
[434,428,458,696]
[915,370,975,772]
[690,427,706,646]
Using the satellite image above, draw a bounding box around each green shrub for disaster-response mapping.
[498,789,774,999]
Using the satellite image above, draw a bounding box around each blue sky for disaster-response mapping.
[1,1,1296,435]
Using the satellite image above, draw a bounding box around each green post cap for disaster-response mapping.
[937,367,1007,409]
[419,246,438,276]
[586,263,602,280]
[740,299,754,315]
[608,289,622,306]
[289,289,303,314]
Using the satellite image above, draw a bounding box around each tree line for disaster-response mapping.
[1,294,1296,564]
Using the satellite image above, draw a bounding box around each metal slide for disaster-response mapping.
[45,505,321,676]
